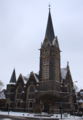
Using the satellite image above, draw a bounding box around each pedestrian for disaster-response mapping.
[8,110,10,115]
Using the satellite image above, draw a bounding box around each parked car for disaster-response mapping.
[70,111,82,116]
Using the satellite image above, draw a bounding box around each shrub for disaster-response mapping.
[34,106,41,113]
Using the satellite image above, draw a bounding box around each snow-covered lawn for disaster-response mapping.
[0,111,83,119]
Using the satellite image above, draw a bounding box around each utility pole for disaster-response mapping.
[60,101,63,119]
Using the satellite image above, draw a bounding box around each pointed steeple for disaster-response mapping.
[67,61,69,70]
[45,5,55,44]
[10,69,16,83]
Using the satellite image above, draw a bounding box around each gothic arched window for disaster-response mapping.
[27,86,35,99]
[18,87,22,93]
[16,87,22,99]
[43,60,49,80]
[29,102,32,108]
[17,102,20,107]
[29,86,34,92]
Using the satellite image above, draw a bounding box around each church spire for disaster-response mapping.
[10,69,16,83]
[45,5,55,44]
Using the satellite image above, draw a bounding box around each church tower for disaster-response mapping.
[39,6,61,96]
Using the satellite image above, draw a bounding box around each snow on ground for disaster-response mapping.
[0,111,83,119]
[2,118,12,120]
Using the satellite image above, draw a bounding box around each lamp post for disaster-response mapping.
[40,100,42,114]
[73,81,78,118]
[40,100,42,120]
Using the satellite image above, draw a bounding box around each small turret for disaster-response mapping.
[10,69,16,83]
[67,61,69,70]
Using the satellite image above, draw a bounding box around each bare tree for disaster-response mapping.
[0,80,4,92]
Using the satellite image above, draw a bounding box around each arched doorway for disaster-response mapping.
[44,105,49,112]
[29,102,32,108]
[7,103,9,110]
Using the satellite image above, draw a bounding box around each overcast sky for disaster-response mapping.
[0,0,83,90]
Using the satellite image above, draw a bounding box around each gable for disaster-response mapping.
[42,36,51,48]
[61,65,73,85]
[26,72,39,85]
[16,74,24,85]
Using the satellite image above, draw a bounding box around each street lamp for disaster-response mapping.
[74,81,77,82]
[73,81,78,118]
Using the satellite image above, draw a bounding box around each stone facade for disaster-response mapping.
[5,8,75,113]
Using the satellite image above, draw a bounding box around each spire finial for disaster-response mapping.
[67,61,69,66]
[49,3,50,11]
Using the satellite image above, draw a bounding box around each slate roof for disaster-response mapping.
[22,75,28,84]
[10,69,16,83]
[45,10,55,44]
[22,72,39,84]
[52,37,56,45]
[35,73,39,80]
[33,73,39,83]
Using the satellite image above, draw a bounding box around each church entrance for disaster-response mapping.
[44,105,49,112]
[7,103,9,110]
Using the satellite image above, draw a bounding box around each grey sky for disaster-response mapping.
[0,0,83,90]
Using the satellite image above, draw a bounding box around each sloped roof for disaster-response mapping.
[33,73,39,83]
[8,82,16,85]
[52,37,56,45]
[22,75,29,84]
[61,68,67,83]
[22,72,39,84]
[77,99,83,103]
[45,10,55,44]
[10,69,16,83]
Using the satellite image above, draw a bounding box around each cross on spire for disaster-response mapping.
[49,3,50,11]
[45,5,55,44]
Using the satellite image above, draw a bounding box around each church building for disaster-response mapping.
[6,7,75,113]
